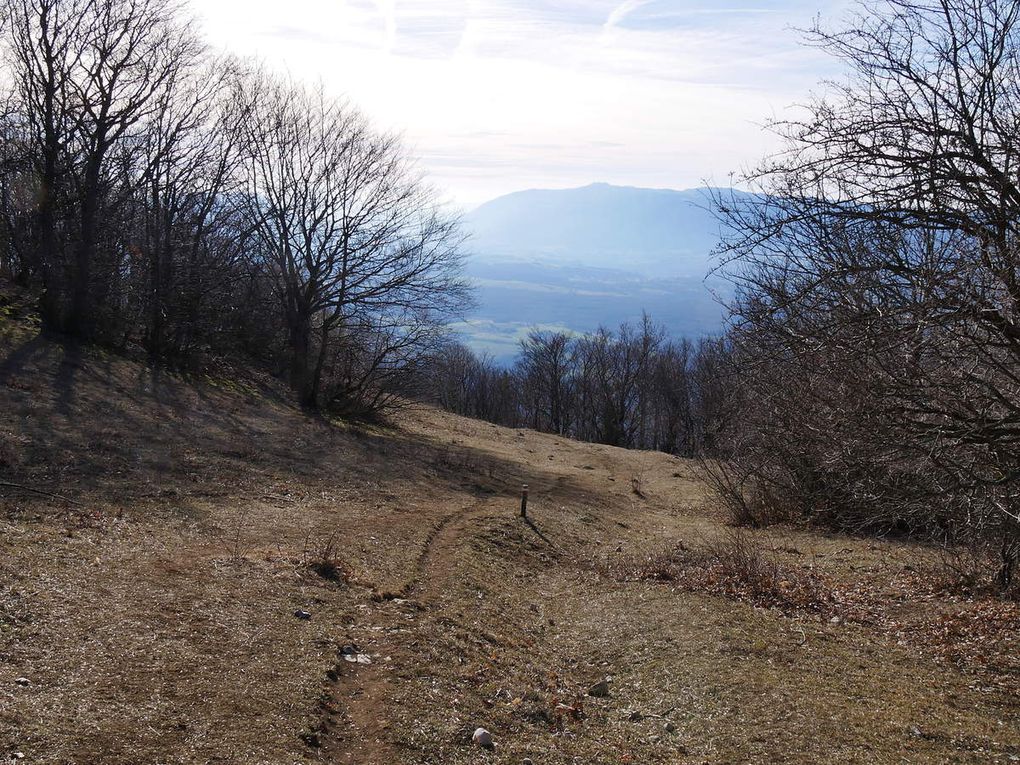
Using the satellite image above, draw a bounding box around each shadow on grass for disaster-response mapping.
[0,330,612,524]
[524,515,556,548]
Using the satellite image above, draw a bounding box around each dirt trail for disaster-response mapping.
[325,499,499,765]
[327,472,580,765]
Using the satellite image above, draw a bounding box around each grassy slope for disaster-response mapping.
[1,319,1018,765]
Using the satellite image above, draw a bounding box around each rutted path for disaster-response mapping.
[322,473,576,765]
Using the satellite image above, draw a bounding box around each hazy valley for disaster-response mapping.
[458,184,734,359]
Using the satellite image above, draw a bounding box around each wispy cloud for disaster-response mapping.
[196,0,851,205]
[604,0,652,30]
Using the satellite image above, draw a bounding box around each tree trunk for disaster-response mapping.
[288,312,314,407]
[70,155,102,339]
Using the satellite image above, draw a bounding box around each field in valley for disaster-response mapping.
[1,321,1018,764]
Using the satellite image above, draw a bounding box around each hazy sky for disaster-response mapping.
[197,1,850,207]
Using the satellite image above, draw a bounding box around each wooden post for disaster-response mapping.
[520,484,529,519]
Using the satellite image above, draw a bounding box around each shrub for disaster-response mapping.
[605,532,836,617]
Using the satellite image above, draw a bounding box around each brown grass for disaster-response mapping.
[603,532,838,617]
[1,322,1019,764]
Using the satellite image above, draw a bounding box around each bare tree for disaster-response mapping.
[232,68,470,409]
[714,0,1020,587]
[516,329,574,434]
[130,57,241,356]
[4,0,205,337]
[428,317,719,457]
[0,2,471,420]
[4,0,85,323]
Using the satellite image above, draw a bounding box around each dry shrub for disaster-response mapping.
[630,476,647,500]
[605,532,836,617]
[930,540,1020,600]
[302,527,353,584]
[696,459,797,528]
[220,508,254,561]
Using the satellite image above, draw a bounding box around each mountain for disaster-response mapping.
[456,183,743,360]
[467,182,726,277]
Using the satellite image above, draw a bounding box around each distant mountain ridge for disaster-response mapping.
[467,182,744,277]
[456,183,742,360]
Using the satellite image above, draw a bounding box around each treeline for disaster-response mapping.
[429,317,731,456]
[709,0,1020,589]
[0,0,468,414]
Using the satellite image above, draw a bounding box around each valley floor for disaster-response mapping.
[1,323,1018,764]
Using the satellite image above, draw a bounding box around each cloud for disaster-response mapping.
[197,0,851,206]
[605,0,652,30]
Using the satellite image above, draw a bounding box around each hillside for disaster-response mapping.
[2,321,1019,764]
[468,183,730,276]
[459,184,740,359]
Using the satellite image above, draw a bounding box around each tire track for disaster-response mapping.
[320,498,506,764]
[323,475,569,764]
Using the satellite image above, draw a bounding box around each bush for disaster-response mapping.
[604,532,836,617]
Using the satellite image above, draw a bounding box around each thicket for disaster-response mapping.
[708,0,1020,591]
[427,316,732,455]
[0,0,469,414]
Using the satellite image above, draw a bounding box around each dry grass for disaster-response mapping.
[603,531,838,617]
[1,322,1019,764]
[604,530,1020,700]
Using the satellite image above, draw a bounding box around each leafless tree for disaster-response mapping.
[516,329,574,434]
[713,0,1020,587]
[231,68,470,409]
[4,0,204,337]
[129,57,241,356]
[0,4,471,417]
[428,317,723,456]
[4,0,84,322]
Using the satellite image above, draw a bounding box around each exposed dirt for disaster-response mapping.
[1,323,1019,764]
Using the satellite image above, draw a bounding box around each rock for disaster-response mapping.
[472,727,494,749]
[588,680,610,698]
[908,725,924,738]
[829,615,843,625]
[341,645,372,665]
[14,677,29,687]
[523,759,534,765]
[664,721,677,734]
[294,609,312,620]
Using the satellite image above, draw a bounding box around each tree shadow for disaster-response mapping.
[0,333,49,383]
[0,330,616,535]
[54,339,82,417]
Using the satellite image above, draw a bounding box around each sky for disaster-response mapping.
[196,0,850,208]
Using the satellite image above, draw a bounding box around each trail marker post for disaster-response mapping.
[520,484,529,519]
